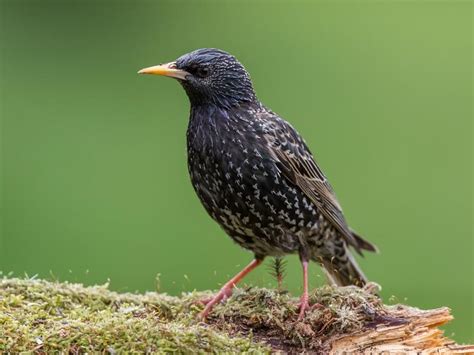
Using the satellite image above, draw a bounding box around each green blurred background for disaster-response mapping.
[1,0,472,343]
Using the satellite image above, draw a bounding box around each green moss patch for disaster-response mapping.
[0,277,385,352]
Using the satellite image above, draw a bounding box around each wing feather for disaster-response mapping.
[261,117,365,253]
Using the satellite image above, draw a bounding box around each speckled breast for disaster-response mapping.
[185,105,326,257]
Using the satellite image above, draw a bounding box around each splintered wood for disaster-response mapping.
[330,305,473,354]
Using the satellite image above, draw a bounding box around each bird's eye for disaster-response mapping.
[196,67,209,78]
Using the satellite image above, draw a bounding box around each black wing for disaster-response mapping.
[261,113,376,255]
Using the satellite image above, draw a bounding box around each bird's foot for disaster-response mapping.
[198,285,234,320]
[199,286,233,305]
[294,298,324,321]
[297,293,310,321]
[197,259,263,321]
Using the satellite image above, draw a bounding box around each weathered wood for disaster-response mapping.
[330,306,473,354]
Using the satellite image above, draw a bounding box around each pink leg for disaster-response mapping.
[199,259,263,320]
[297,259,310,321]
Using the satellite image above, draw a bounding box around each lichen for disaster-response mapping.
[0,277,383,353]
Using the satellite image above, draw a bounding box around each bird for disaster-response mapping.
[138,48,377,320]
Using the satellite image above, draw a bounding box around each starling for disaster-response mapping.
[138,48,377,320]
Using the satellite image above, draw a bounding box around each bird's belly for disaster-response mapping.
[188,148,326,256]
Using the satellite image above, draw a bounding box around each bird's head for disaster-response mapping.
[138,48,256,108]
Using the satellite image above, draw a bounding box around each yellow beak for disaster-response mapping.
[137,62,189,80]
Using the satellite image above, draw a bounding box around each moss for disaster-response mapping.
[0,277,383,352]
[209,285,384,351]
[0,278,268,353]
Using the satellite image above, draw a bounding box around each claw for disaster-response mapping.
[199,285,233,320]
[297,296,310,321]
[197,259,263,320]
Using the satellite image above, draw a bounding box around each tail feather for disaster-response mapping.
[319,251,368,287]
[350,230,378,255]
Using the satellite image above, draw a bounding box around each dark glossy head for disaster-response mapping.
[139,48,256,108]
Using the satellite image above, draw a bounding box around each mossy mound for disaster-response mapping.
[0,277,384,352]
[208,284,385,352]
